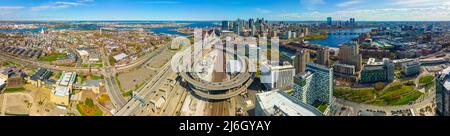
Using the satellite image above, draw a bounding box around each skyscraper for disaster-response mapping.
[221,21,229,30]
[327,17,333,26]
[317,47,330,67]
[339,42,362,71]
[293,63,334,106]
[294,49,310,75]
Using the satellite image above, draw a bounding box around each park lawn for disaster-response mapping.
[77,103,103,116]
[334,88,375,103]
[39,53,67,62]
[317,104,328,113]
[93,63,103,68]
[3,87,26,93]
[374,86,423,106]
[419,75,434,85]
[389,91,423,105]
[335,85,424,106]
[97,94,110,105]
[305,33,328,40]
[90,74,103,80]
[122,90,133,97]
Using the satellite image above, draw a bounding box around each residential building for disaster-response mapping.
[261,62,295,90]
[293,49,310,75]
[339,42,362,71]
[0,66,26,88]
[436,67,450,116]
[317,47,330,67]
[255,90,323,116]
[293,63,334,106]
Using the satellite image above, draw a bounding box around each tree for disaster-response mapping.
[85,98,94,107]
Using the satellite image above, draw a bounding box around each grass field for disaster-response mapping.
[39,53,67,62]
[419,75,434,85]
[77,99,103,116]
[3,87,26,93]
[373,86,423,106]
[335,82,423,106]
[334,88,376,103]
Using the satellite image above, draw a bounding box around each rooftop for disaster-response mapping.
[256,91,323,116]
[0,78,6,86]
[77,49,89,56]
[53,86,70,97]
[438,67,450,91]
[58,72,76,87]
[113,53,128,61]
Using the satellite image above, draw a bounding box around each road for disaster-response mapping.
[0,44,169,112]
[114,62,172,116]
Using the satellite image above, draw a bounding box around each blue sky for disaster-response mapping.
[0,0,449,21]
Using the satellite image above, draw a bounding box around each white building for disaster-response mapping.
[113,53,128,61]
[77,50,89,63]
[0,77,6,90]
[51,71,77,107]
[260,63,295,90]
[255,90,323,116]
[293,63,334,106]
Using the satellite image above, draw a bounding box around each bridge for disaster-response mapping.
[327,32,366,35]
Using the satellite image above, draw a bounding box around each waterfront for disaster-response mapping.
[0,21,218,36]
[308,28,373,47]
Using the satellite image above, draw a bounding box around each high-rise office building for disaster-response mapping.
[221,21,229,30]
[349,18,356,26]
[294,49,310,75]
[317,47,330,67]
[293,63,334,106]
[339,42,362,71]
[436,67,450,116]
[327,17,333,26]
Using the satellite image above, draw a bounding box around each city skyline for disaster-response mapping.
[0,0,449,21]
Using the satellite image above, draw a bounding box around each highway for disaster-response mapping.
[0,44,169,111]
[114,62,172,116]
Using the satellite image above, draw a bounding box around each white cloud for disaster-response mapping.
[0,6,25,10]
[31,0,94,11]
[337,0,363,7]
[256,8,273,14]
[277,5,450,21]
[390,0,448,8]
[300,0,326,10]
[144,1,182,4]
[301,0,326,5]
